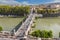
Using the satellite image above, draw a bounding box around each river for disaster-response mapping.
[34,17,60,38]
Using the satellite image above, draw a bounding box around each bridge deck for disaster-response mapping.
[15,8,35,38]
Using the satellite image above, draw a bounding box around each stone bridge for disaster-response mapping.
[14,8,36,40]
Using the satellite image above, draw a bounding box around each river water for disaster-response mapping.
[34,17,60,38]
[0,17,24,32]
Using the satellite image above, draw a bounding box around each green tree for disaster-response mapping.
[31,30,53,38]
[48,30,53,38]
[0,5,30,16]
[0,26,3,31]
[31,30,41,37]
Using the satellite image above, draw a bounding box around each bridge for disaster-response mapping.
[0,8,59,40]
[14,8,36,39]
[0,8,36,40]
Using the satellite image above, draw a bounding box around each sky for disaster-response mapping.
[0,0,60,5]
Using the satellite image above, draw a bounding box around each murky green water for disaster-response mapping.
[35,17,60,38]
[0,17,24,31]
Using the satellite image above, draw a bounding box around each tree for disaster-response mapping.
[48,30,53,38]
[31,30,53,38]
[0,26,3,31]
[31,30,41,37]
[40,30,48,38]
[0,5,30,16]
